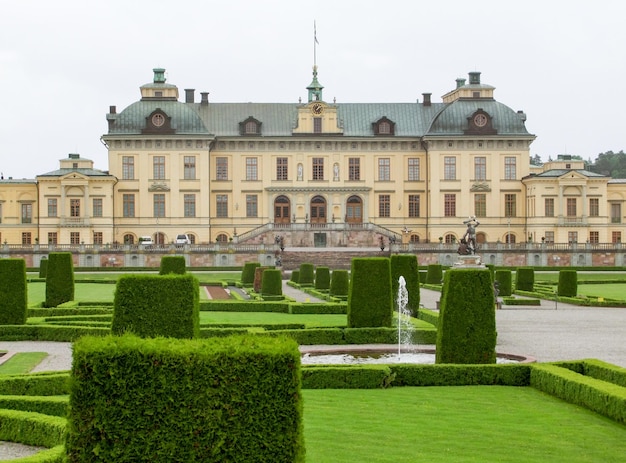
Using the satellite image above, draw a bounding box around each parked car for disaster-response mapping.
[138,236,154,246]
[175,234,191,245]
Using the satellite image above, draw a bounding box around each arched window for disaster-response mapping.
[505,233,516,244]
[409,234,420,243]
[123,234,135,244]
[445,234,456,244]
[216,233,228,243]
[245,121,257,134]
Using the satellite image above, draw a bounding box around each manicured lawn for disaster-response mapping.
[303,386,626,463]
[199,311,348,327]
[576,283,626,300]
[535,272,626,283]
[28,282,115,305]
[0,352,48,375]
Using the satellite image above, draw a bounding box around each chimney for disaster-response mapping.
[422,93,431,106]
[200,92,209,105]
[185,89,195,103]
[468,72,481,85]
[456,78,466,88]
[109,105,116,114]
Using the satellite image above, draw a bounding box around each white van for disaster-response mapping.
[139,236,154,246]
[175,234,191,245]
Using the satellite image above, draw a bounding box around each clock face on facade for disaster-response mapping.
[311,103,324,115]
[473,113,487,127]
[152,113,165,127]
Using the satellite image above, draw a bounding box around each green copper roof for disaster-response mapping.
[37,168,113,177]
[426,100,531,136]
[109,101,210,135]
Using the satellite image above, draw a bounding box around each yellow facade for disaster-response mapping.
[2,68,625,246]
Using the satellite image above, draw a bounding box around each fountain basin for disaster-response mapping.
[300,345,535,365]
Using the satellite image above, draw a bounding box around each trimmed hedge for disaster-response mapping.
[494,269,512,297]
[112,274,200,339]
[0,372,70,396]
[241,262,260,287]
[290,270,300,284]
[314,266,330,291]
[558,269,578,297]
[391,254,420,316]
[347,258,392,328]
[436,268,496,364]
[530,363,626,424]
[0,409,66,450]
[329,270,349,297]
[425,264,443,285]
[515,267,534,291]
[66,334,304,462]
[45,252,74,308]
[261,269,283,299]
[159,255,186,275]
[39,257,48,278]
[0,258,27,325]
[298,263,315,287]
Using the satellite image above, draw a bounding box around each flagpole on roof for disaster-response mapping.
[314,20,319,67]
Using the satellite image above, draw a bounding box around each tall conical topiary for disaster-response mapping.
[45,252,74,307]
[347,257,392,328]
[436,268,496,364]
[495,269,512,297]
[425,264,443,284]
[241,262,260,287]
[314,266,330,291]
[391,254,420,316]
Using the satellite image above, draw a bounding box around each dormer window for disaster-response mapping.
[372,117,396,136]
[143,109,174,134]
[464,109,496,135]
[240,116,262,136]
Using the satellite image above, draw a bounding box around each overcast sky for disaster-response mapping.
[1,0,625,179]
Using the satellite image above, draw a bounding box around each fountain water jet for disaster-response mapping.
[396,276,413,356]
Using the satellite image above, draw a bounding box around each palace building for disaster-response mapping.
[1,67,624,247]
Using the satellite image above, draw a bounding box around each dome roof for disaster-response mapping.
[427,100,531,136]
[108,100,209,135]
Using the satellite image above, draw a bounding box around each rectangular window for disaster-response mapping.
[474,157,486,181]
[216,194,228,218]
[444,156,456,180]
[379,194,390,218]
[349,158,360,181]
[216,157,228,180]
[246,157,258,181]
[47,199,58,217]
[589,198,599,217]
[184,156,196,180]
[408,194,420,218]
[544,231,554,244]
[47,232,58,245]
[184,194,196,218]
[313,117,322,133]
[566,198,577,217]
[612,231,622,243]
[611,203,621,223]
[22,232,32,245]
[122,194,135,218]
[92,198,103,218]
[378,158,390,181]
[408,158,420,181]
[246,194,258,218]
[276,157,288,180]
[153,156,165,180]
[21,204,32,224]
[568,231,578,243]
[505,194,517,217]
[93,232,103,245]
[504,157,517,180]
[444,194,456,217]
[70,199,80,217]
[474,193,487,218]
[312,157,324,180]
[589,231,599,244]
[545,198,554,217]
[70,232,80,245]
[153,194,165,218]
[122,156,134,180]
